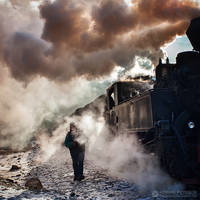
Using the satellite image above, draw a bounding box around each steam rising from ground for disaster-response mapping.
[38,103,177,191]
[0,68,110,150]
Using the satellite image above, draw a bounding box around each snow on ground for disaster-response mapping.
[0,145,194,200]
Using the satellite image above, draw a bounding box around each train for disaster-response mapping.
[105,17,200,185]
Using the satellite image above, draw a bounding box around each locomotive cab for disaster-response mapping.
[106,80,177,141]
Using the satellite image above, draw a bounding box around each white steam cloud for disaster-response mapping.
[0,68,111,150]
[37,102,179,191]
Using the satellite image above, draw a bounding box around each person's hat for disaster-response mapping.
[70,122,76,129]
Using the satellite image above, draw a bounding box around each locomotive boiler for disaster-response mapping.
[105,17,200,185]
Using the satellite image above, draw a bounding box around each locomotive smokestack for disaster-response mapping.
[166,57,169,64]
[186,17,200,52]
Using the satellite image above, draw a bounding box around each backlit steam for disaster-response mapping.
[0,0,200,149]
[74,112,174,191]
[0,73,108,150]
[38,104,178,191]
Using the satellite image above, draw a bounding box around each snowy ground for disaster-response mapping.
[0,146,198,200]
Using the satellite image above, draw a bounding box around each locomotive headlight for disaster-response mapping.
[188,121,195,129]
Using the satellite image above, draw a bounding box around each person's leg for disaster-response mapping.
[78,150,85,179]
[70,150,79,180]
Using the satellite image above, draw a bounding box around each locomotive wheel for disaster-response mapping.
[164,145,182,180]
[156,137,186,180]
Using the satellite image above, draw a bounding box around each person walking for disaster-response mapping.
[64,122,85,181]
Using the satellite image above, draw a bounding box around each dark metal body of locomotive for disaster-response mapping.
[105,17,200,184]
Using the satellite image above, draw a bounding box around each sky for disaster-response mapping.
[164,35,193,63]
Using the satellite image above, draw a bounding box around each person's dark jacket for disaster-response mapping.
[64,131,85,152]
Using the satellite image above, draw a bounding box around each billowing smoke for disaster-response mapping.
[0,0,200,150]
[0,69,110,150]
[0,0,199,82]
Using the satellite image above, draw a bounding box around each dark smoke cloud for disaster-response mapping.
[91,0,200,48]
[137,0,200,24]
[40,0,89,49]
[0,0,199,83]
[133,21,189,50]
[92,0,138,36]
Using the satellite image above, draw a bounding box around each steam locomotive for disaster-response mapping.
[105,17,200,185]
